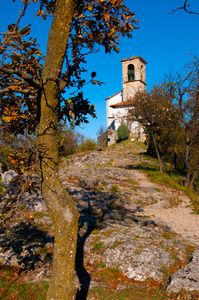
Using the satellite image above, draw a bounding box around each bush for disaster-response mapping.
[117,122,130,141]
[57,122,83,157]
[77,137,97,152]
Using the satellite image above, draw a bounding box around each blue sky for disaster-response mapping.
[0,0,199,140]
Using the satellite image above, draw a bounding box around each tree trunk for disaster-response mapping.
[188,159,199,190]
[151,129,163,172]
[173,143,177,169]
[37,0,79,299]
[185,133,191,188]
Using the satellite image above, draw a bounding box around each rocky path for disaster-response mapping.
[59,141,199,293]
[133,170,199,245]
[61,141,199,246]
[1,140,199,295]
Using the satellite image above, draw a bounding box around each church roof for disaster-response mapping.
[110,100,133,108]
[121,55,147,65]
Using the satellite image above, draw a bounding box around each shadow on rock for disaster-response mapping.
[71,187,155,299]
[75,215,96,300]
[0,222,54,270]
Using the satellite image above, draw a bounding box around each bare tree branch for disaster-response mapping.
[15,1,29,29]
[170,0,199,15]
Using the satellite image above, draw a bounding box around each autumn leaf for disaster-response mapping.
[91,71,97,78]
[92,80,99,85]
[2,116,11,123]
[88,6,93,12]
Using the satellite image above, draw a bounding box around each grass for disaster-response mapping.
[87,265,199,300]
[0,265,48,300]
[93,240,104,253]
[161,231,177,240]
[2,263,199,300]
[88,286,166,300]
[110,240,124,249]
[109,138,147,152]
[110,185,120,194]
[127,178,138,185]
[131,156,199,214]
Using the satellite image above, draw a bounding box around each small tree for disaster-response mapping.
[129,85,176,172]
[117,122,130,141]
[0,1,137,298]
[57,122,82,156]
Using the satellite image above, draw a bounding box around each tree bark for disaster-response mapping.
[173,143,177,169]
[189,159,199,190]
[185,133,191,188]
[37,0,79,299]
[151,129,163,172]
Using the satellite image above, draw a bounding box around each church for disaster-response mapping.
[105,55,147,145]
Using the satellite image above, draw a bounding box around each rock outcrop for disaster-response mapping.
[166,248,199,293]
[0,140,199,294]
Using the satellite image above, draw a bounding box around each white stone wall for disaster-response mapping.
[112,106,129,130]
[123,81,145,103]
[106,91,122,130]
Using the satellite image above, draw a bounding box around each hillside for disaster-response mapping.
[1,140,199,299]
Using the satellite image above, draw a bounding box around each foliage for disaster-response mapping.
[0,0,138,173]
[0,0,137,136]
[117,122,130,141]
[77,137,97,152]
[57,122,82,156]
[128,84,175,171]
[0,130,37,175]
[164,57,199,189]
[0,0,138,298]
[130,57,199,185]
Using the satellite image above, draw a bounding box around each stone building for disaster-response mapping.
[105,55,147,145]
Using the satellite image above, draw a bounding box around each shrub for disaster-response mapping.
[117,122,130,141]
[57,123,81,157]
[77,137,97,152]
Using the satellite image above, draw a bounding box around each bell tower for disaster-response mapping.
[121,56,147,102]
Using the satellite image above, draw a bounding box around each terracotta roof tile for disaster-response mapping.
[110,101,133,108]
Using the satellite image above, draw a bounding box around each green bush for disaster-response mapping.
[77,137,97,152]
[117,122,130,141]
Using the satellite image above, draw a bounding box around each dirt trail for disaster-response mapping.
[134,170,199,245]
[61,142,199,246]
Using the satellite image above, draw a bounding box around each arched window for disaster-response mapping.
[128,64,135,82]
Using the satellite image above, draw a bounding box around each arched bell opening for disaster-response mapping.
[128,64,135,82]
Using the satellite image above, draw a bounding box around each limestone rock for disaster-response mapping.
[0,247,21,267]
[102,243,173,281]
[166,248,199,293]
[1,170,47,212]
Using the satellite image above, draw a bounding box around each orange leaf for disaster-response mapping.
[2,116,11,123]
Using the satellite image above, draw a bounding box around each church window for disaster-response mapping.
[128,64,135,82]
[141,65,143,81]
